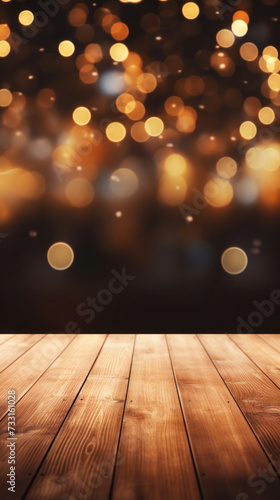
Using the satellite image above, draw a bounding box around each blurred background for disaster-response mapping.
[1,0,280,333]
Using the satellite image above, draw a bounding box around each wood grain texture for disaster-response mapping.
[0,334,74,421]
[25,334,134,500]
[229,334,280,390]
[258,334,280,352]
[1,334,280,500]
[0,334,45,373]
[112,334,201,500]
[0,334,107,500]
[167,334,280,500]
[199,334,280,471]
[0,334,15,346]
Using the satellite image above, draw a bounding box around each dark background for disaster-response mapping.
[1,0,280,333]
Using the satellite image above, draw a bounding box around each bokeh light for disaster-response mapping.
[231,20,248,37]
[145,117,164,137]
[164,154,187,176]
[47,242,74,271]
[239,121,257,140]
[0,0,280,333]
[72,106,91,125]
[0,88,12,107]
[0,24,10,40]
[110,43,129,62]
[65,178,94,207]
[258,107,275,125]
[0,40,10,57]
[216,157,238,179]
[111,22,129,40]
[58,40,75,57]
[204,178,234,208]
[182,2,199,20]
[106,122,126,142]
[109,168,139,197]
[18,10,34,26]
[221,247,248,275]
[158,175,187,205]
[216,30,235,48]
[240,42,258,62]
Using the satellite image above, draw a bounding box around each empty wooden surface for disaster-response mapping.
[0,333,279,500]
[112,334,201,500]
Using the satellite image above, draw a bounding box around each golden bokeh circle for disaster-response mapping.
[221,247,248,275]
[72,106,91,125]
[106,122,126,142]
[47,242,74,271]
[18,10,34,26]
[58,40,75,57]
[182,2,200,20]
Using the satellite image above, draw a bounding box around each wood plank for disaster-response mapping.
[258,334,280,352]
[167,334,280,500]
[112,334,201,500]
[0,334,15,346]
[0,334,106,500]
[229,334,280,390]
[0,334,75,421]
[199,334,280,471]
[0,334,45,372]
[25,334,134,500]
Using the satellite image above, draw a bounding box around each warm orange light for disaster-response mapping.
[239,121,257,140]
[109,168,138,197]
[18,10,34,26]
[258,107,275,125]
[0,88,12,107]
[158,175,187,205]
[216,157,237,179]
[216,29,235,48]
[47,242,74,271]
[130,121,149,142]
[145,117,164,137]
[110,43,129,62]
[137,73,157,93]
[232,11,249,24]
[126,101,145,120]
[65,178,94,207]
[268,73,280,91]
[106,122,126,142]
[111,22,129,40]
[164,154,187,176]
[240,42,258,61]
[204,178,233,207]
[58,40,75,57]
[84,43,103,63]
[221,247,248,274]
[164,96,184,116]
[182,2,199,20]
[231,20,248,37]
[0,40,10,57]
[0,24,10,40]
[72,107,91,126]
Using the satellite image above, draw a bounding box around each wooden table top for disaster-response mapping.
[0,333,280,500]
